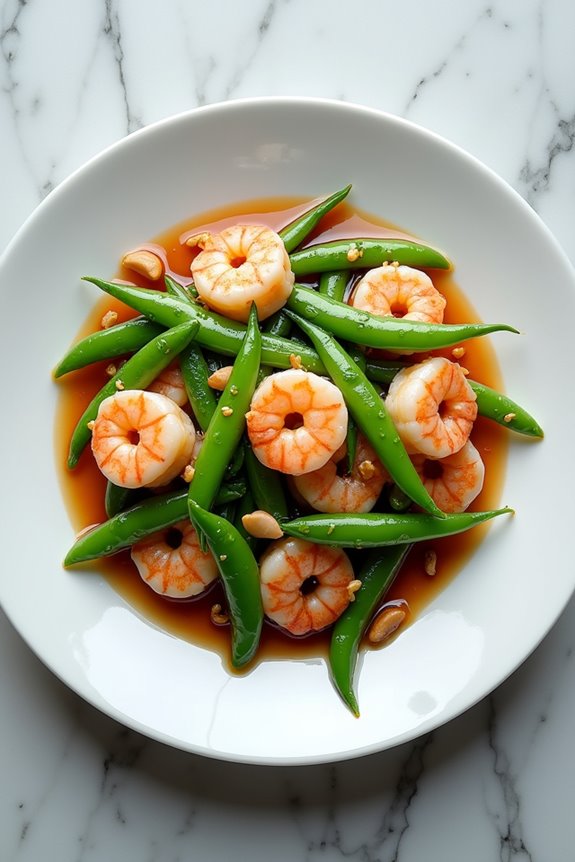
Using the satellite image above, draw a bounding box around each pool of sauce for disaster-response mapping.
[54,196,508,670]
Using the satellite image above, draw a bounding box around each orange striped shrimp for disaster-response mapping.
[191,224,294,322]
[131,520,218,598]
[246,369,348,475]
[385,357,477,458]
[91,390,195,488]
[259,538,355,635]
[293,435,388,513]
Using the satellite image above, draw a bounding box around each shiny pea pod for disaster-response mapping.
[282,508,513,547]
[343,345,366,474]
[233,487,258,554]
[244,444,289,521]
[188,500,263,668]
[188,304,261,513]
[84,277,326,374]
[287,285,519,351]
[285,312,444,517]
[64,483,247,566]
[365,360,544,438]
[329,546,410,716]
[164,274,197,304]
[263,310,292,339]
[104,481,136,518]
[279,184,352,253]
[53,317,164,377]
[67,319,199,468]
[290,237,451,275]
[179,341,218,433]
[318,270,349,302]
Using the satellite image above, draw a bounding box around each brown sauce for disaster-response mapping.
[54,196,508,670]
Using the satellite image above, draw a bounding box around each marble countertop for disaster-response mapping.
[1,1,574,859]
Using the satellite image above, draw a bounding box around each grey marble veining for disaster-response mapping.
[1,0,575,859]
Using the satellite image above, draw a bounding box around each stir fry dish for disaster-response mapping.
[55,186,542,715]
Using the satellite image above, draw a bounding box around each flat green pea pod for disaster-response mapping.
[365,360,544,438]
[318,270,349,302]
[470,380,544,438]
[263,309,292,339]
[189,499,263,668]
[179,341,217,433]
[104,481,137,518]
[329,546,410,716]
[188,304,261,513]
[244,444,288,521]
[164,274,196,303]
[64,483,247,566]
[287,285,519,352]
[53,317,164,377]
[233,487,258,554]
[84,277,326,374]
[343,345,365,474]
[67,320,199,468]
[286,311,444,517]
[282,508,513,547]
[279,184,352,253]
[290,237,451,275]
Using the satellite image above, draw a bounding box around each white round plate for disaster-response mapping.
[0,98,573,765]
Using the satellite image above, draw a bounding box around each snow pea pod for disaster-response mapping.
[282,508,512,547]
[469,380,544,438]
[365,361,544,437]
[279,184,352,253]
[233,487,258,554]
[286,312,444,517]
[188,500,263,668]
[104,481,136,518]
[84,277,326,374]
[63,482,246,566]
[67,319,199,469]
[53,317,163,377]
[329,546,410,716]
[188,304,261,513]
[318,270,349,302]
[287,285,519,351]
[263,309,292,339]
[244,444,289,521]
[179,341,217,432]
[164,274,196,303]
[290,237,451,275]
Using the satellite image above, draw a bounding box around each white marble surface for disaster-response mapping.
[1,0,574,859]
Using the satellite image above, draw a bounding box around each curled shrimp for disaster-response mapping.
[410,440,485,513]
[259,537,355,636]
[293,434,389,513]
[91,389,195,488]
[131,520,218,598]
[246,368,348,476]
[351,263,446,324]
[147,361,188,407]
[191,224,294,322]
[385,357,477,458]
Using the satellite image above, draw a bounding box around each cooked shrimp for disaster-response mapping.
[351,263,446,323]
[246,369,348,476]
[147,361,188,407]
[410,440,485,513]
[91,389,195,488]
[191,224,294,322]
[385,357,477,458]
[131,520,218,598]
[293,434,389,513]
[259,537,355,635]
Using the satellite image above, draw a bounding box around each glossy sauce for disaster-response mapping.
[54,196,508,670]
